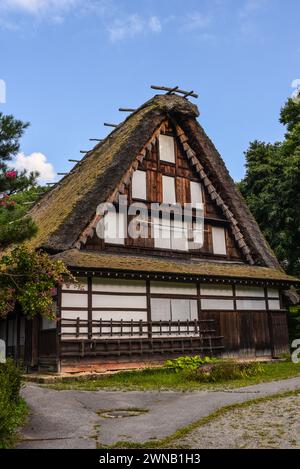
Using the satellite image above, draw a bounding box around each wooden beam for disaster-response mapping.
[151,85,198,99]
[119,108,136,112]
[104,122,118,128]
[68,159,81,163]
[57,172,68,176]
[89,138,103,142]
[182,90,195,98]
[166,86,179,95]
[80,150,90,154]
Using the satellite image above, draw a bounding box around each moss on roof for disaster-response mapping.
[52,249,299,284]
[27,102,157,250]
[26,92,280,271]
[27,95,198,252]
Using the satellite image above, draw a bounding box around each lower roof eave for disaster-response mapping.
[52,249,300,288]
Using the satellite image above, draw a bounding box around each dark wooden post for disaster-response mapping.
[30,316,39,368]
[265,287,275,358]
[56,285,62,373]
[146,280,152,339]
[87,275,93,339]
[197,283,201,337]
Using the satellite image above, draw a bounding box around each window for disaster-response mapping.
[151,281,197,295]
[162,175,176,204]
[61,292,88,308]
[236,299,266,310]
[268,299,280,310]
[201,299,234,310]
[104,211,125,245]
[132,170,147,200]
[92,294,146,309]
[267,288,279,298]
[159,134,175,163]
[200,284,233,296]
[153,216,171,250]
[171,218,189,251]
[235,286,264,297]
[151,298,198,335]
[152,217,188,251]
[212,226,226,255]
[190,181,203,207]
[267,288,280,310]
[93,279,146,293]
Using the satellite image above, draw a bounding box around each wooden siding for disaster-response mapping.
[57,277,289,363]
[85,119,243,261]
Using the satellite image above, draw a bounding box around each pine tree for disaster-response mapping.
[0,112,40,249]
[239,94,300,277]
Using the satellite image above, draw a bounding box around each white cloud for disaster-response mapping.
[1,0,80,15]
[107,14,162,42]
[148,16,161,33]
[12,152,55,184]
[0,1,162,42]
[108,14,143,42]
[182,11,210,31]
[0,0,112,24]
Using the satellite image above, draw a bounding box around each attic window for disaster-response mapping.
[152,217,188,251]
[104,211,125,245]
[132,170,147,200]
[162,175,176,204]
[190,181,203,207]
[159,134,175,163]
[212,226,227,255]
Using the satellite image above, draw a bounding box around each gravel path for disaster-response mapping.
[173,393,300,449]
[17,377,300,449]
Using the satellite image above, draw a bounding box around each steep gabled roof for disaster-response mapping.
[28,94,280,269]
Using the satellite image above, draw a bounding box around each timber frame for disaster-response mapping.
[34,268,291,372]
[1,93,299,373]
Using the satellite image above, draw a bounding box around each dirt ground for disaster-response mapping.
[172,393,300,449]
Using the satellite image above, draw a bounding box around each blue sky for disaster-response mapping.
[0,0,299,183]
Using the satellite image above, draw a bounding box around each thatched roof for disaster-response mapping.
[53,250,299,285]
[28,93,281,271]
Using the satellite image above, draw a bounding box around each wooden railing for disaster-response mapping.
[60,318,216,339]
[59,317,224,358]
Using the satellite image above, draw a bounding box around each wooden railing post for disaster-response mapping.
[76,317,80,338]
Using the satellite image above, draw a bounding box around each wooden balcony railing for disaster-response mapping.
[60,318,217,339]
[59,318,224,358]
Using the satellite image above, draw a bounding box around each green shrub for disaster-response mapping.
[0,359,26,448]
[194,360,264,383]
[288,305,300,341]
[164,355,218,373]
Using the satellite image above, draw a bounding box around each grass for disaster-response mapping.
[45,360,300,392]
[96,388,300,449]
[0,398,28,449]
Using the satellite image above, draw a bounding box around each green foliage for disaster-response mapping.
[0,359,26,448]
[164,355,217,373]
[238,96,300,277]
[0,112,46,248]
[288,305,300,340]
[194,360,264,383]
[0,113,29,161]
[0,245,76,319]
